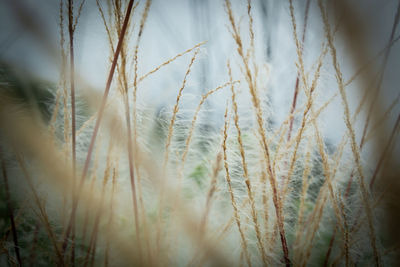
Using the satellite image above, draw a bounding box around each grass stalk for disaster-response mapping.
[59,1,71,234]
[225,1,290,264]
[156,48,200,254]
[283,2,327,200]
[67,0,77,179]
[293,140,312,261]
[111,1,144,260]
[200,152,222,233]
[287,0,311,142]
[338,193,350,267]
[318,0,381,265]
[286,2,350,264]
[104,165,118,267]
[179,80,237,184]
[138,41,206,84]
[16,154,65,266]
[228,61,267,265]
[83,138,114,267]
[62,0,135,252]
[164,49,200,173]
[222,106,252,267]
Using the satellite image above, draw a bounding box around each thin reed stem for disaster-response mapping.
[293,139,312,261]
[164,49,200,173]
[200,152,222,233]
[339,194,350,267]
[282,3,327,200]
[287,0,311,142]
[67,0,77,178]
[16,154,65,266]
[318,0,381,265]
[111,0,144,259]
[222,106,252,267]
[179,81,237,183]
[156,48,200,254]
[138,41,206,84]
[225,1,290,264]
[62,0,135,252]
[228,62,267,265]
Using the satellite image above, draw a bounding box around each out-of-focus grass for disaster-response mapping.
[0,0,400,266]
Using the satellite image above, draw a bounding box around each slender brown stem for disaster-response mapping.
[225,1,290,264]
[319,0,381,265]
[62,0,135,253]
[222,106,252,267]
[323,224,337,267]
[68,0,76,178]
[123,88,142,260]
[70,225,75,267]
[325,4,400,263]
[200,152,222,234]
[83,192,105,267]
[339,195,350,267]
[130,2,151,261]
[228,62,267,265]
[104,167,117,267]
[346,112,400,236]
[155,49,199,255]
[67,0,77,262]
[83,138,113,267]
[15,154,64,266]
[287,0,311,142]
